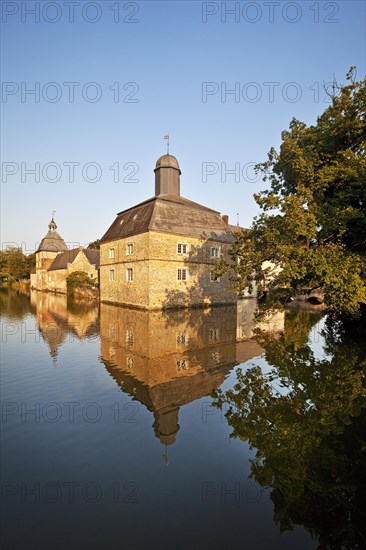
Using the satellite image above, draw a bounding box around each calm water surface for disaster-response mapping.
[1,289,365,550]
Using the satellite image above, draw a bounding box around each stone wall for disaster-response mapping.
[31,250,59,291]
[35,249,99,295]
[100,231,237,309]
[47,268,68,293]
[68,249,99,281]
[100,233,150,307]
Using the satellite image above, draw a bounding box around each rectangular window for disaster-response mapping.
[176,358,189,371]
[126,243,134,255]
[126,268,133,282]
[109,247,115,259]
[210,270,220,282]
[109,269,115,282]
[177,268,188,281]
[177,243,189,255]
[210,246,220,259]
[208,328,220,342]
[177,333,188,346]
[90,274,94,279]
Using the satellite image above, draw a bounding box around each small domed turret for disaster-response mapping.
[48,217,57,231]
[154,154,181,196]
[155,154,181,172]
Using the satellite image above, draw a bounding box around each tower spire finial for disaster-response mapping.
[164,134,170,155]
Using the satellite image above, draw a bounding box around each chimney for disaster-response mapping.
[222,215,229,225]
[154,155,181,196]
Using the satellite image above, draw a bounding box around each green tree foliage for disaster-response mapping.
[87,239,100,249]
[66,271,97,291]
[212,311,366,546]
[0,247,35,280]
[223,70,366,316]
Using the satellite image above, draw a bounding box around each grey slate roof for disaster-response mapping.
[37,229,69,253]
[100,194,236,244]
[48,248,100,271]
[155,154,181,171]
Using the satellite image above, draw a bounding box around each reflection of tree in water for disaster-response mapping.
[213,311,366,548]
[0,288,36,320]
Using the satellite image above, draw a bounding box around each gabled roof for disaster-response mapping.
[48,248,100,271]
[100,194,236,244]
[37,229,69,253]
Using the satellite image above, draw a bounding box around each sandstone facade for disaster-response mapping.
[100,154,239,309]
[31,218,99,294]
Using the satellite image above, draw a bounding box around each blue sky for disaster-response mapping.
[1,0,365,251]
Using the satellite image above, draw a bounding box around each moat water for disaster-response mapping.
[1,289,365,550]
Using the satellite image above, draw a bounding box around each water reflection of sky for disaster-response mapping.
[1,289,316,550]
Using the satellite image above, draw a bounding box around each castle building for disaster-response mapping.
[99,154,238,309]
[30,217,100,293]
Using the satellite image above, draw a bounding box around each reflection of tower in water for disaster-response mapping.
[153,405,180,448]
[30,290,99,364]
[99,302,280,453]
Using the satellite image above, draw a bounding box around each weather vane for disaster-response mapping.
[164,134,170,155]
[52,210,56,219]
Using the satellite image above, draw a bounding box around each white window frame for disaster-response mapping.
[109,269,115,282]
[109,247,115,260]
[177,242,189,255]
[177,268,188,281]
[210,246,220,259]
[126,268,133,282]
[210,270,221,282]
[126,243,134,256]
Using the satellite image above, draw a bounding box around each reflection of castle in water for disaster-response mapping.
[99,301,283,447]
[30,290,99,363]
[30,291,283,447]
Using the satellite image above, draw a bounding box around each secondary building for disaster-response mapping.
[31,217,100,293]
